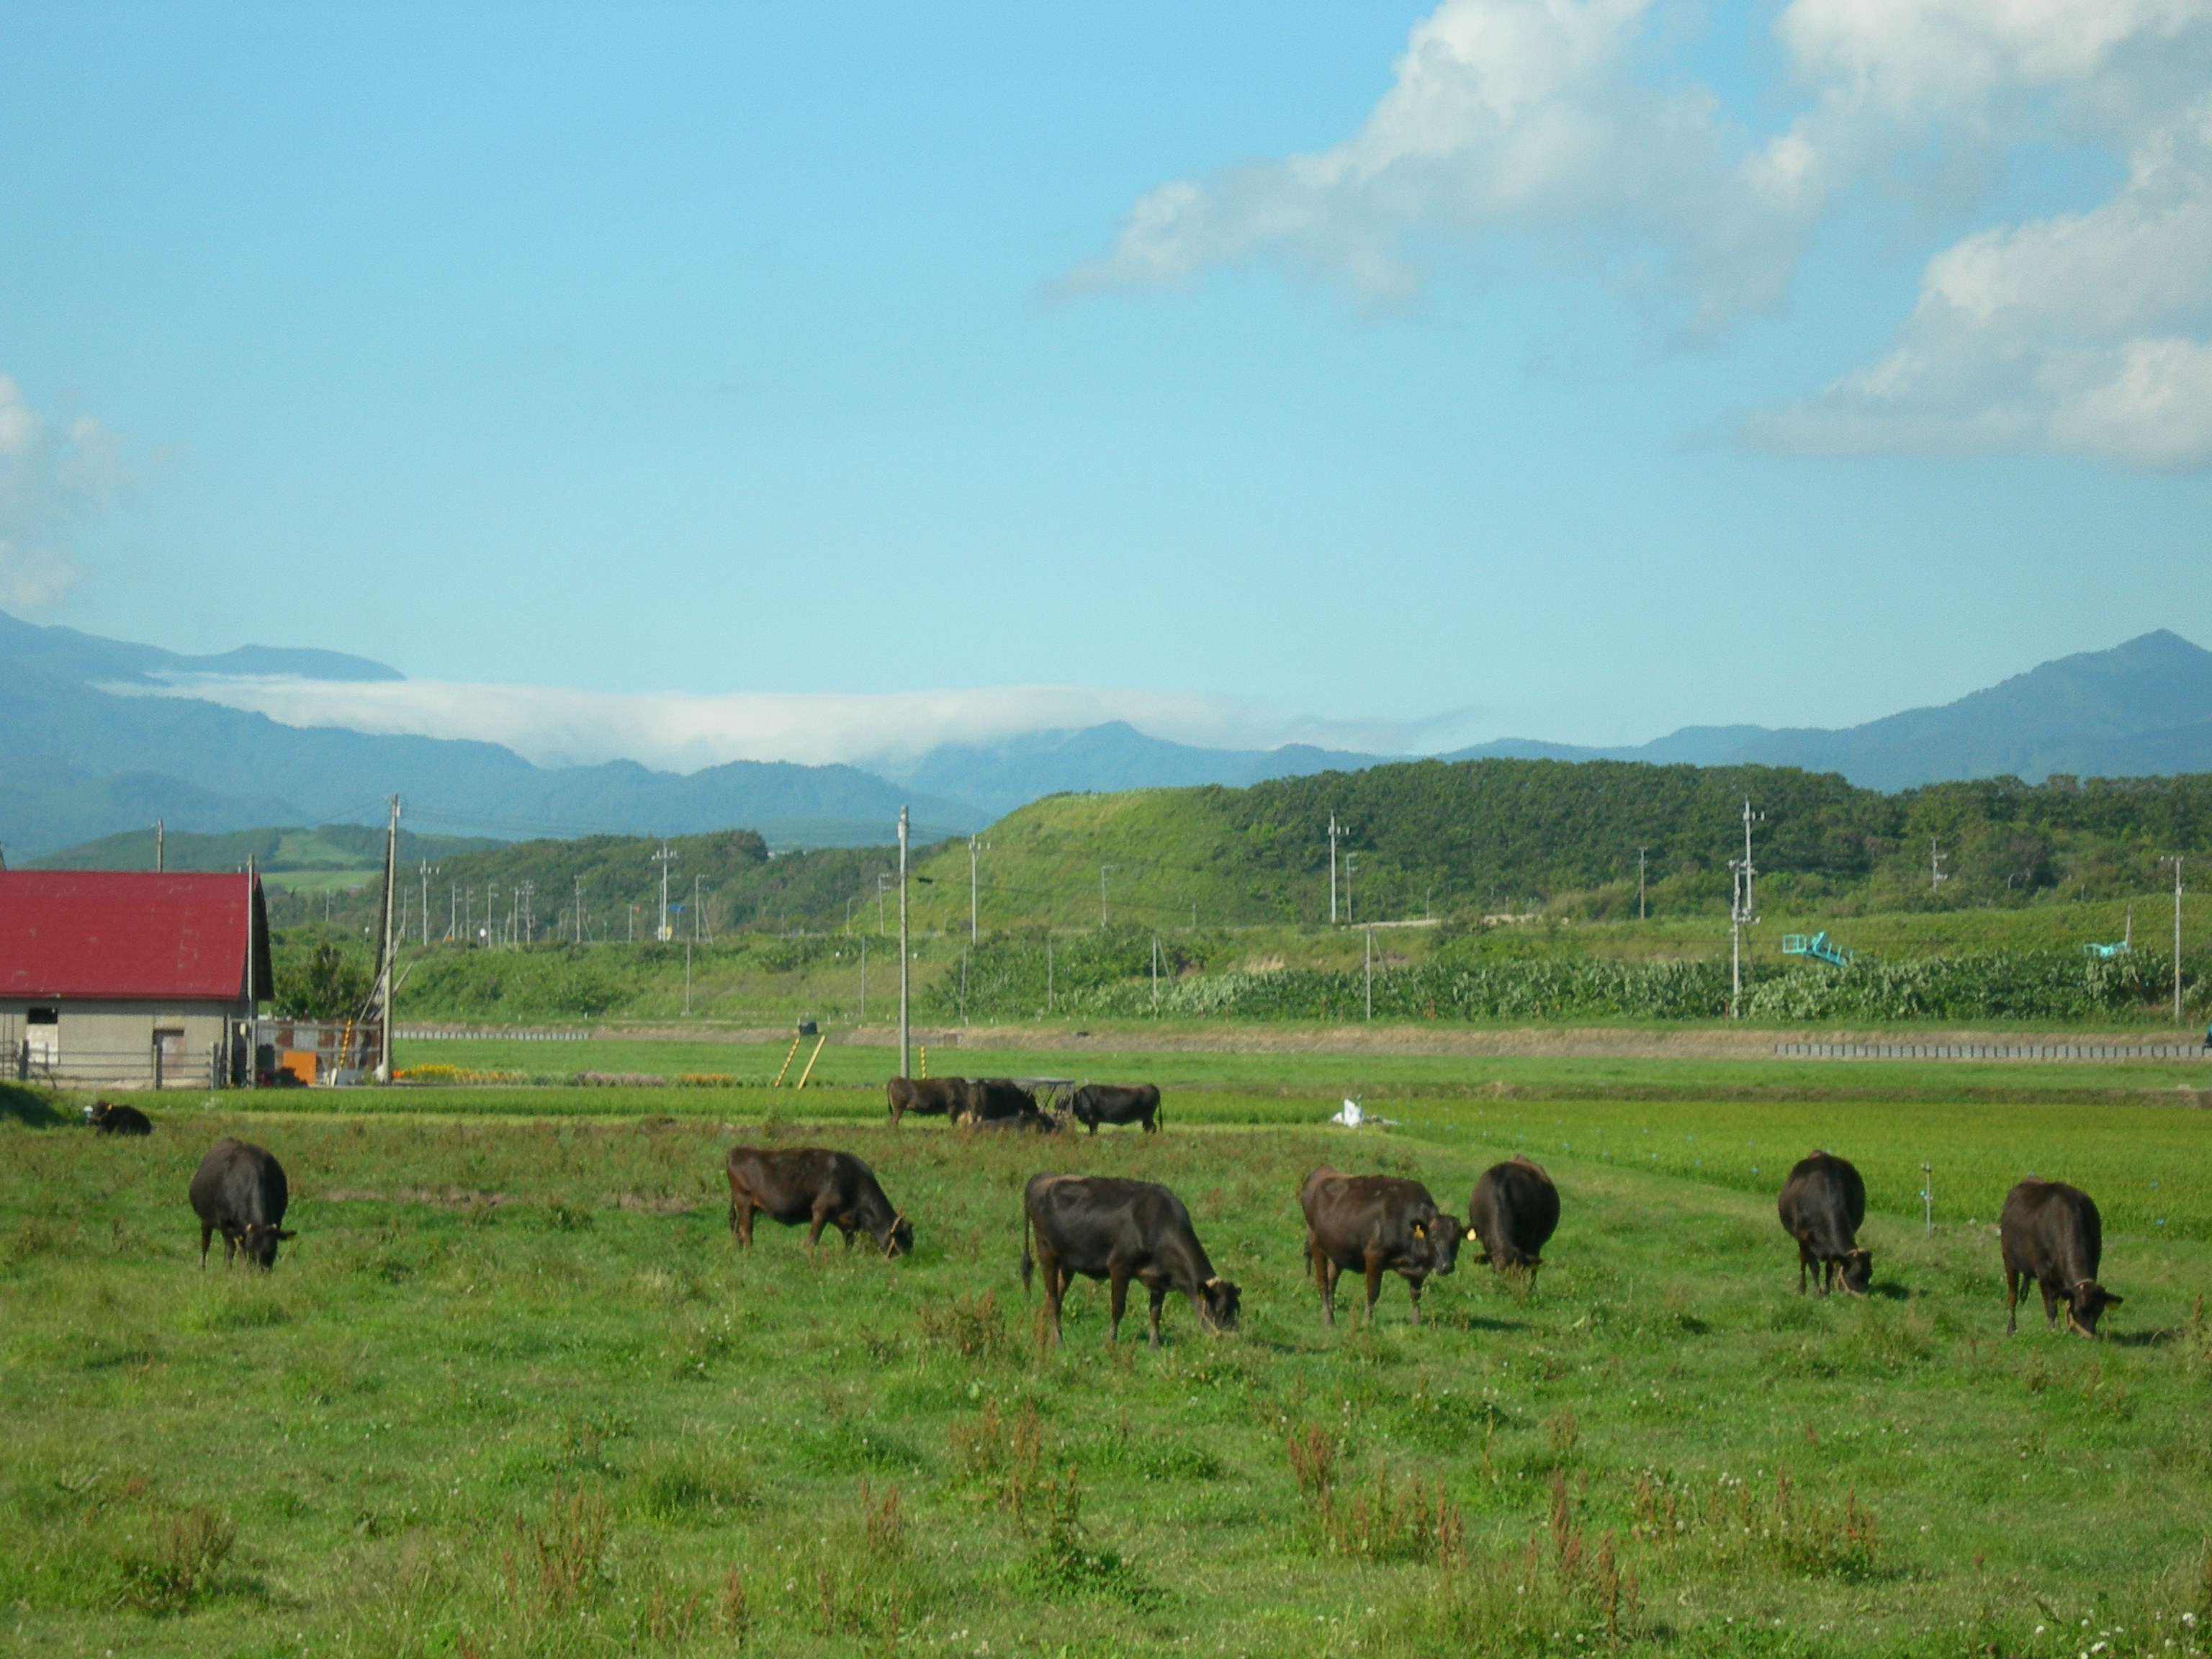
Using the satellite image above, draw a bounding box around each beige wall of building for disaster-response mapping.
[1,998,246,1088]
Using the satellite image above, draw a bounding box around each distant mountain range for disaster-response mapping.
[1437,630,2212,788]
[0,611,980,860]
[7,608,2212,864]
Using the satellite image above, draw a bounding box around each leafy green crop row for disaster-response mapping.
[935,933,2210,1024]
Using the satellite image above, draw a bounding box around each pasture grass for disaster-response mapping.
[390,1033,2212,1104]
[4,1092,2211,1657]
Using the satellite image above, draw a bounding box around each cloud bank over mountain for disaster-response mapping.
[133,673,1479,775]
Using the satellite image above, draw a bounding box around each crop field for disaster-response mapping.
[4,1074,2212,1658]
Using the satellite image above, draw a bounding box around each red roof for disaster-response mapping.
[0,872,272,1002]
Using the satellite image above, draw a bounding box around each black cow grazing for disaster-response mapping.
[1298,1169,1462,1327]
[1777,1151,1871,1297]
[85,1099,153,1136]
[1467,1156,1560,1287]
[887,1076,970,1128]
[1069,1082,1161,1136]
[188,1138,294,1269]
[2001,1179,2121,1337]
[726,1146,913,1258]
[1020,1174,1238,1347]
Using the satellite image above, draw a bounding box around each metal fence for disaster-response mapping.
[7,1019,385,1089]
[9,1042,226,1089]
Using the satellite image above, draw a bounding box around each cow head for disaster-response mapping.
[1420,1213,1464,1277]
[83,1100,107,1125]
[1197,1276,1241,1335]
[2066,1280,2121,1337]
[239,1222,296,1269]
[882,1212,915,1259]
[1838,1249,1874,1296]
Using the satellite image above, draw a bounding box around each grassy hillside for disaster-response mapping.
[910,761,2212,931]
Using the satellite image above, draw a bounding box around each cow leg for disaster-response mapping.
[2040,1279,2060,1330]
[1147,1284,1166,1349]
[1308,1237,1336,1327]
[1087,1120,1098,1137]
[1107,1265,1130,1345]
[1362,1249,1385,1328]
[198,1222,213,1269]
[1035,1244,1068,1346]
[737,1200,757,1248]
[805,1202,832,1249]
[2004,1265,2020,1335]
[1407,1277,1424,1326]
[1796,1241,1811,1295]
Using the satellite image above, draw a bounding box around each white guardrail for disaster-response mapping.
[1774,1041,2210,1061]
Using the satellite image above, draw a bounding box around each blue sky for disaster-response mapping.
[2,1,2207,769]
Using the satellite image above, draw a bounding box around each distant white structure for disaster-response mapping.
[1329,1095,1397,1128]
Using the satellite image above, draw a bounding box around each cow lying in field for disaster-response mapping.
[887,1076,968,1128]
[1467,1156,1560,1288]
[725,1146,914,1258]
[956,1078,1043,1125]
[1298,1169,1461,1326]
[1068,1083,1160,1135]
[1020,1174,1238,1346]
[1777,1151,1871,1296]
[85,1099,153,1136]
[2001,1178,2120,1337]
[189,1138,294,1269]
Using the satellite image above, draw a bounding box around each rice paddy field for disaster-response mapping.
[4,1053,2211,1658]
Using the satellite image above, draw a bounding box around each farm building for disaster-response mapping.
[0,871,273,1088]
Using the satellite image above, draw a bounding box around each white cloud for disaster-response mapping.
[0,375,130,612]
[1079,0,2212,467]
[1753,85,2212,467]
[127,673,1475,773]
[1067,0,1820,338]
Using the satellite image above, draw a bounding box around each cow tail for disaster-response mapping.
[1020,1207,1034,1297]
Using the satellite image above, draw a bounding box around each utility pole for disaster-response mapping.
[1637,847,1648,922]
[898,806,910,1079]
[684,938,692,1017]
[1046,935,1053,1014]
[1151,936,1160,1011]
[1930,837,1948,892]
[969,835,987,941]
[372,795,399,1083]
[653,841,677,942]
[449,882,457,943]
[244,854,258,1090]
[878,871,891,935]
[1727,799,1763,1020]
[693,873,704,942]
[1328,814,1339,925]
[1364,926,1374,1021]
[575,874,585,945]
[1345,855,1357,926]
[1100,865,1112,930]
[155,818,164,873]
[421,861,432,947]
[859,935,867,1022]
[2168,855,2186,1024]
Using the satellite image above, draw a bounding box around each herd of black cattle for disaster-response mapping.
[81,1078,2122,1345]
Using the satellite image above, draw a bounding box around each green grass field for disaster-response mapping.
[5,1070,2211,1657]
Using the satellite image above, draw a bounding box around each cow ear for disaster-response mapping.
[277,1230,297,1241]
[2103,1291,2123,1305]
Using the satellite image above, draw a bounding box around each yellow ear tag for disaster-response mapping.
[1412,1222,1425,1238]
[1466,1228,1480,1241]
